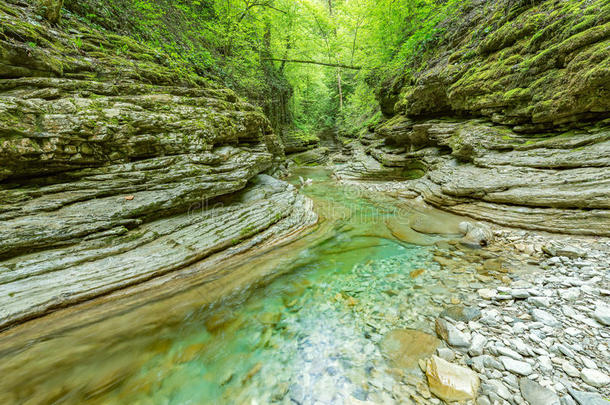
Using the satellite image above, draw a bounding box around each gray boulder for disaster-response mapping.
[459,222,493,247]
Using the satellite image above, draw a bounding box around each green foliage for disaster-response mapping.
[63,0,470,136]
[64,0,281,97]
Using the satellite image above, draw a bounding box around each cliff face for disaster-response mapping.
[0,0,316,329]
[340,0,610,236]
[380,0,609,131]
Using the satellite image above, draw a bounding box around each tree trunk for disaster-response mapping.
[37,0,63,24]
[263,58,361,70]
[337,69,343,111]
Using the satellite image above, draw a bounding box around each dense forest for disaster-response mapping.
[62,0,465,135]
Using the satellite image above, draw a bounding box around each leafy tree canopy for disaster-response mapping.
[69,0,462,134]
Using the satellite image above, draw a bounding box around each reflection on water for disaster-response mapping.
[0,167,465,404]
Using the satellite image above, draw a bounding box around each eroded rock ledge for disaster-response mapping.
[0,1,317,329]
[338,0,610,236]
[337,120,610,236]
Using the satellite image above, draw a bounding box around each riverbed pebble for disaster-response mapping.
[420,227,610,404]
[215,187,610,405]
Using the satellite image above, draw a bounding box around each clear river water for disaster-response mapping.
[0,168,479,405]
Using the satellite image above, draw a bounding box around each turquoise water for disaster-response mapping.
[0,168,462,404]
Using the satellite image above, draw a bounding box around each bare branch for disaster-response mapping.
[263,58,362,70]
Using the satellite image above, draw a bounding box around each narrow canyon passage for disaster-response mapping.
[0,168,470,403]
[1,0,608,404]
[2,169,608,404]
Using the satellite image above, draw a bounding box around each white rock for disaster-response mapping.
[486,379,511,400]
[493,345,522,360]
[531,309,561,328]
[529,296,551,308]
[538,356,553,373]
[592,303,610,326]
[562,362,580,377]
[478,289,497,300]
[568,388,609,405]
[580,357,597,370]
[510,338,531,357]
[436,318,471,348]
[500,356,533,376]
[469,334,487,357]
[519,378,560,405]
[580,368,610,388]
[513,322,528,334]
[476,395,492,405]
[511,289,530,299]
[437,347,456,362]
[559,288,580,300]
[564,327,582,337]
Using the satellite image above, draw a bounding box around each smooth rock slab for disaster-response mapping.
[380,329,440,371]
[425,355,480,402]
[568,388,610,405]
[580,368,610,388]
[520,377,560,405]
[0,176,316,330]
[500,356,532,376]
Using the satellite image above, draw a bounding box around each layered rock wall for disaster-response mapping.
[0,1,316,329]
[340,0,610,236]
[381,0,609,131]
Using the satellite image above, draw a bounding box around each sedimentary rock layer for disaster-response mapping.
[337,120,610,235]
[379,0,610,132]
[340,0,610,236]
[0,174,316,330]
[0,0,316,329]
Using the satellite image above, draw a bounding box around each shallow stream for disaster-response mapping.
[0,168,479,404]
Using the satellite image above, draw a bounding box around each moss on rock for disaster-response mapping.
[379,0,610,131]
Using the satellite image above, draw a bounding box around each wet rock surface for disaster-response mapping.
[277,177,610,404]
[216,221,610,404]
[0,174,317,329]
[380,329,440,370]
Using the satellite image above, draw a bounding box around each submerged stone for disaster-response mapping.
[440,305,481,323]
[380,329,440,371]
